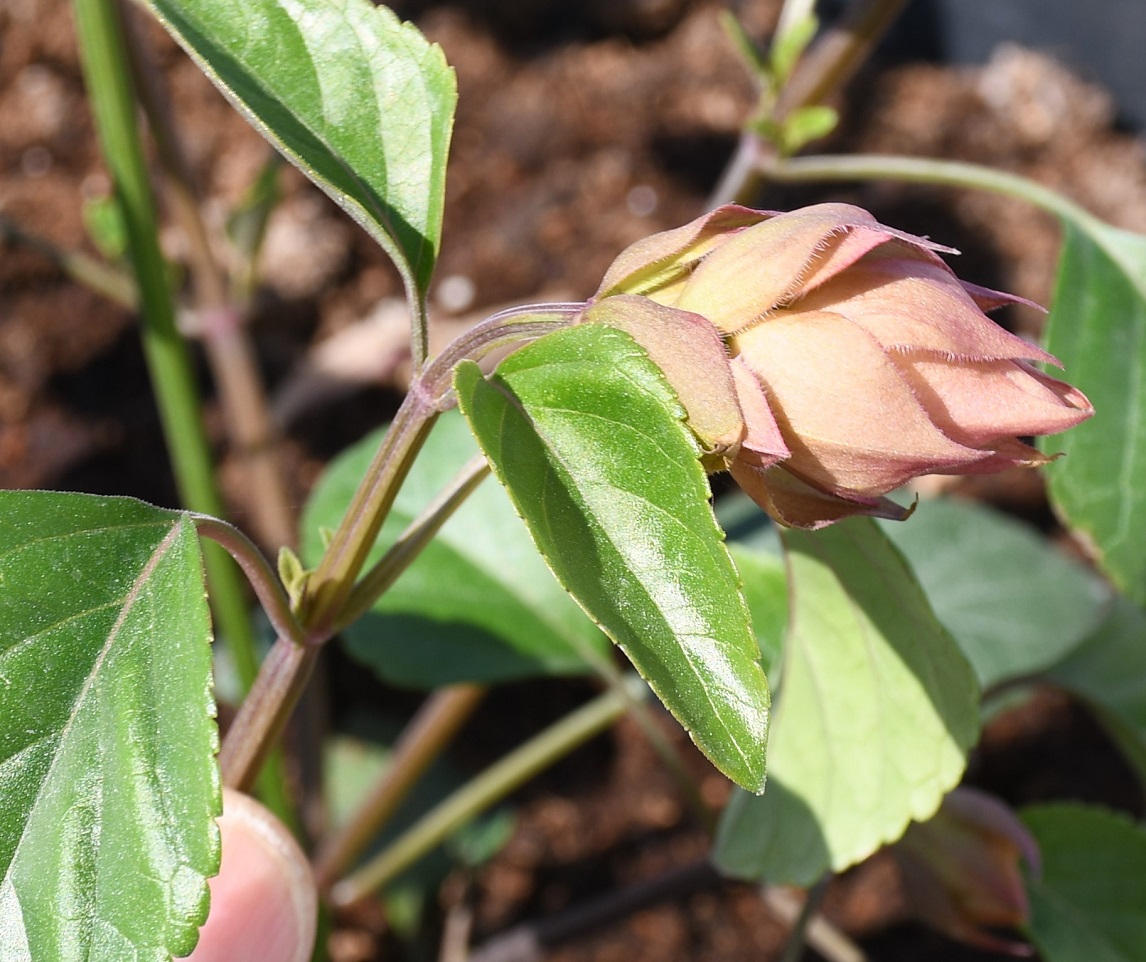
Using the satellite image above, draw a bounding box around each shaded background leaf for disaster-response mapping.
[140,0,456,300]
[0,491,217,961]
[714,519,979,886]
[1041,222,1146,605]
[1045,596,1146,788]
[301,411,610,688]
[879,498,1110,688]
[1022,804,1146,962]
[455,325,770,791]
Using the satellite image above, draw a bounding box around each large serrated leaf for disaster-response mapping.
[1022,804,1146,962]
[1041,222,1146,604]
[879,499,1110,688]
[300,410,610,688]
[140,0,456,299]
[713,518,979,886]
[0,491,218,961]
[454,324,770,791]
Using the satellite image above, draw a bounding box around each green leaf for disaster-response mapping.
[455,324,770,791]
[0,491,218,961]
[879,498,1110,688]
[301,410,610,689]
[140,0,456,300]
[1042,222,1146,604]
[713,519,979,886]
[729,545,787,678]
[1045,597,1146,786]
[770,11,818,85]
[718,11,769,83]
[1022,804,1146,961]
[779,105,838,154]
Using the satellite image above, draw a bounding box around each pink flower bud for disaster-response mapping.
[587,204,1093,528]
[892,787,1041,955]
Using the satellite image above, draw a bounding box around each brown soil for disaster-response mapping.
[3,1,1145,959]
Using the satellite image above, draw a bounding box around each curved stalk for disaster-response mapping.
[335,454,491,632]
[764,152,1104,229]
[303,305,578,634]
[193,515,305,646]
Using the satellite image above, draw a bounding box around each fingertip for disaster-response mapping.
[183,789,317,962]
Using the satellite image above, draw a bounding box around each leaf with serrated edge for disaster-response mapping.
[140,0,456,300]
[300,410,610,688]
[1022,804,1146,961]
[1041,222,1146,604]
[0,491,218,961]
[455,324,770,791]
[713,519,979,885]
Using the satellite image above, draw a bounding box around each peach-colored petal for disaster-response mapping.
[733,311,988,496]
[731,461,912,529]
[791,250,1058,364]
[960,279,1046,318]
[676,204,958,335]
[596,205,767,298]
[896,354,1094,449]
[580,296,745,465]
[729,356,789,468]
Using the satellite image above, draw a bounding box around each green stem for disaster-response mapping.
[219,635,319,793]
[777,880,828,962]
[72,0,262,691]
[301,386,441,634]
[329,679,648,905]
[764,152,1104,229]
[335,454,490,632]
[312,683,487,889]
[193,516,304,646]
[773,0,910,119]
[0,215,138,307]
[303,307,576,634]
[710,0,910,208]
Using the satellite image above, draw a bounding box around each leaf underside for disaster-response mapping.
[141,0,456,299]
[714,518,979,886]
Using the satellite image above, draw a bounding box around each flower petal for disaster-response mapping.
[596,205,768,298]
[675,204,957,334]
[731,461,912,529]
[733,311,988,497]
[580,295,746,465]
[729,356,789,468]
[793,248,1058,364]
[896,354,1094,450]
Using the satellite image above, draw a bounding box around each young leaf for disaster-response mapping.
[713,519,979,886]
[0,491,218,961]
[455,324,770,792]
[1041,222,1146,604]
[1022,804,1146,961]
[139,0,456,301]
[779,105,838,154]
[879,499,1110,688]
[300,410,610,689]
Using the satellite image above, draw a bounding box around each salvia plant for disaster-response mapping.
[4,0,1146,959]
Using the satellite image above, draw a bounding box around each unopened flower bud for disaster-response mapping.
[893,787,1040,955]
[585,203,1093,528]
